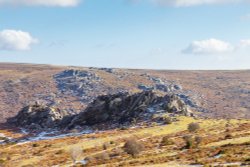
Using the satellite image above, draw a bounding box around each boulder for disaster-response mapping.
[173,84,182,90]
[98,68,114,73]
[54,69,95,78]
[155,84,170,92]
[166,95,189,115]
[138,84,154,91]
[8,103,69,129]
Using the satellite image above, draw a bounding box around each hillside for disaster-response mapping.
[0,63,250,167]
[0,63,250,124]
[1,116,250,167]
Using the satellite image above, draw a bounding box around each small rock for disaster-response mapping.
[138,84,154,91]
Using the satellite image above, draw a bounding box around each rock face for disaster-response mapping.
[8,103,69,130]
[54,69,102,103]
[68,91,192,129]
[53,69,127,105]
[137,75,183,93]
[52,69,200,116]
[9,91,193,131]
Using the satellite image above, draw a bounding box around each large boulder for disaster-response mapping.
[8,103,69,130]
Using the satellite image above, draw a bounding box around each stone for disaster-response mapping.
[166,95,189,115]
[98,68,114,73]
[174,84,182,90]
[138,84,154,91]
[8,103,69,130]
[155,84,170,92]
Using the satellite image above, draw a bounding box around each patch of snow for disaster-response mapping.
[0,133,12,145]
[211,162,242,166]
[214,154,222,159]
[20,128,29,134]
[17,129,93,145]
[76,159,88,165]
[155,110,166,113]
[146,107,155,113]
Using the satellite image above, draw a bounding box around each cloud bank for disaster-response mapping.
[127,0,250,7]
[151,0,237,7]
[0,0,80,7]
[0,29,38,51]
[240,39,250,47]
[0,0,249,7]
[241,13,250,21]
[183,38,234,54]
[183,38,250,54]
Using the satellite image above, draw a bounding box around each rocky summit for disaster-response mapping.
[9,91,193,131]
[68,91,193,129]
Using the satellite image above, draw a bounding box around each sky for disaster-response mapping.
[0,0,250,70]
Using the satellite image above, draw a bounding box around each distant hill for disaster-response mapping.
[0,63,250,123]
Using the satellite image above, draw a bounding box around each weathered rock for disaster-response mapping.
[8,103,69,130]
[98,68,114,73]
[155,84,170,92]
[9,91,194,131]
[149,77,164,84]
[54,69,94,78]
[68,91,193,129]
[166,94,189,115]
[177,94,197,108]
[54,69,119,103]
[138,84,154,91]
[174,84,182,90]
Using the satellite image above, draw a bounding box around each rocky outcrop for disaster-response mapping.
[8,103,69,130]
[53,69,125,103]
[9,91,193,131]
[68,91,192,129]
[137,75,182,93]
[53,69,200,116]
[54,69,102,103]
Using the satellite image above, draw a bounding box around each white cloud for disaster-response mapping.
[0,0,248,7]
[150,0,230,7]
[241,13,250,21]
[150,0,249,7]
[183,38,234,54]
[0,29,38,51]
[240,39,250,47]
[0,0,81,7]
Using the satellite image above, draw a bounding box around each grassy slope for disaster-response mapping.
[1,116,250,167]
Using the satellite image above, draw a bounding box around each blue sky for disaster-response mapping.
[0,0,250,69]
